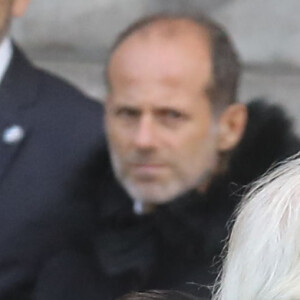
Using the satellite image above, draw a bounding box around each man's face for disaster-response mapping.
[0,0,13,42]
[106,24,221,205]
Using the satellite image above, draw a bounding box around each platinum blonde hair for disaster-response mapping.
[212,152,300,300]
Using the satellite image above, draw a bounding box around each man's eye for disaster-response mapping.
[115,108,140,119]
[162,110,184,120]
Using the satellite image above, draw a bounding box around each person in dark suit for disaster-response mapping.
[0,1,104,299]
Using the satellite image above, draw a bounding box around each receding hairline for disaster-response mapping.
[106,16,213,93]
[105,12,240,111]
[127,17,209,40]
[110,16,212,60]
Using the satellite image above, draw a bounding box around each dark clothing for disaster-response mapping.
[34,100,300,300]
[0,46,105,299]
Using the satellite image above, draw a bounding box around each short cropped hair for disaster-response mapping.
[212,153,300,300]
[105,12,240,111]
[117,290,200,300]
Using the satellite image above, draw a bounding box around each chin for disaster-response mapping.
[122,178,188,205]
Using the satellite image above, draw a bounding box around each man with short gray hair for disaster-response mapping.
[100,12,299,297]
[105,13,246,212]
[34,12,300,300]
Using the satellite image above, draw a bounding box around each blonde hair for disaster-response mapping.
[212,153,300,300]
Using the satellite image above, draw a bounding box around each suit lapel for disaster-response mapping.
[0,45,38,109]
[0,45,37,183]
[0,111,28,182]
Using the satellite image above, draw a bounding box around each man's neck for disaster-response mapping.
[0,37,13,85]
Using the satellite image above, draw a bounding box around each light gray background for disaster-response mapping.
[11,0,300,132]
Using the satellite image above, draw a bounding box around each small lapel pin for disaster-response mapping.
[2,125,25,145]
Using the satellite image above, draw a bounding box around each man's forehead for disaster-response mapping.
[109,19,211,72]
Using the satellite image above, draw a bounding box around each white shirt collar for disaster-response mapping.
[0,37,13,85]
[133,200,145,215]
[132,200,156,215]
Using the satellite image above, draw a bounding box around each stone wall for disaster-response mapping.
[10,0,300,132]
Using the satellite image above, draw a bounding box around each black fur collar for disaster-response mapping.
[73,99,299,298]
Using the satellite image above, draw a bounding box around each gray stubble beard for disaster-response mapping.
[109,147,215,206]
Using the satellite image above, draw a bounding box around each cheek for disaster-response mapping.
[178,119,215,149]
[106,119,131,154]
[105,118,120,147]
[172,123,218,167]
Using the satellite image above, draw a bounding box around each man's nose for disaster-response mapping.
[133,116,157,149]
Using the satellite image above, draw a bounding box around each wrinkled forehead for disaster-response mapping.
[108,19,212,90]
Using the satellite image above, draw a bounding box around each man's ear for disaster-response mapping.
[217,103,248,152]
[12,0,30,18]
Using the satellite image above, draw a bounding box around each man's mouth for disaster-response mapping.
[131,163,165,169]
[129,163,167,178]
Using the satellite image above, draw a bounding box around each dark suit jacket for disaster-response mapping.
[0,46,105,299]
